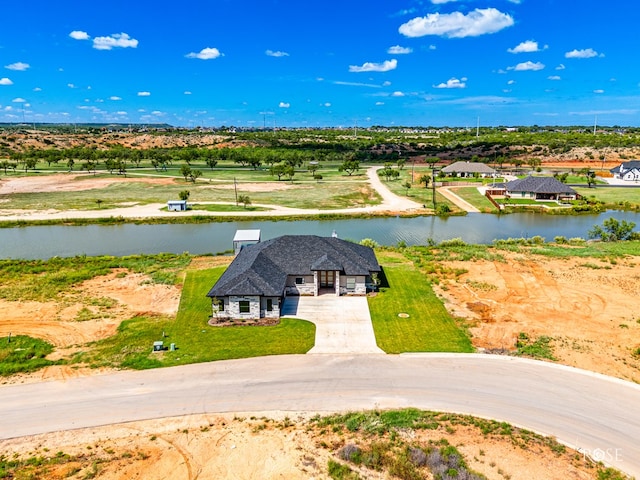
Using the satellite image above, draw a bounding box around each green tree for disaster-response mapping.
[179,190,190,201]
[403,181,412,195]
[180,164,192,181]
[418,174,431,188]
[338,159,360,176]
[189,169,202,182]
[580,168,597,188]
[588,218,637,242]
[237,194,252,209]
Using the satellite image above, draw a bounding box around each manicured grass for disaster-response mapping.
[454,187,498,212]
[0,335,59,375]
[76,267,315,369]
[188,203,270,212]
[574,186,640,209]
[368,253,473,353]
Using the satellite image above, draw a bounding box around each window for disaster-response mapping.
[295,277,304,285]
[346,277,356,291]
[239,300,250,314]
[266,299,273,312]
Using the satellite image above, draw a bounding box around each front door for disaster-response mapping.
[319,271,335,288]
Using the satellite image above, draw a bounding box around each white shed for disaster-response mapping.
[233,229,261,254]
[167,200,188,211]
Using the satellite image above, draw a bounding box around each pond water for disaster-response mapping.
[1,211,638,259]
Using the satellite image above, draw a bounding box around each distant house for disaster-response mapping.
[233,229,261,255]
[207,235,381,320]
[441,161,496,178]
[610,161,640,181]
[505,176,578,202]
[167,200,188,211]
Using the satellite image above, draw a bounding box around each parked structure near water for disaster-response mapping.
[233,229,261,254]
[167,200,188,211]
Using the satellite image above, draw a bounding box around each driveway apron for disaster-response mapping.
[282,295,384,354]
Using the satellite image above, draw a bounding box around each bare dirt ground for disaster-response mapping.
[434,252,640,382]
[0,412,604,480]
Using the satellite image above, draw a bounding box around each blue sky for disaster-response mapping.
[1,0,639,127]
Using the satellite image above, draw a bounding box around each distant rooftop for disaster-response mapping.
[233,229,261,242]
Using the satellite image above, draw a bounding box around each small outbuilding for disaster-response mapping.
[167,200,188,211]
[233,229,261,255]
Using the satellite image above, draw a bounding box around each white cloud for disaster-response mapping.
[349,59,397,73]
[266,50,289,57]
[334,81,381,88]
[186,47,222,60]
[507,80,515,85]
[33,87,42,92]
[93,33,138,50]
[0,78,13,86]
[387,45,412,54]
[5,62,30,71]
[109,96,122,100]
[508,61,545,71]
[67,83,76,88]
[152,111,164,115]
[428,45,437,50]
[383,80,392,86]
[279,102,290,108]
[399,8,514,38]
[431,0,457,3]
[12,97,26,103]
[69,30,90,40]
[593,89,604,94]
[433,77,467,89]
[547,75,561,80]
[508,40,546,54]
[556,64,566,70]
[137,91,151,96]
[323,102,331,107]
[184,91,192,95]
[565,48,602,59]
[391,91,405,97]
[375,101,384,106]
[116,111,128,115]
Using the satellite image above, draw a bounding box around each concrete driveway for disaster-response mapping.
[281,295,384,354]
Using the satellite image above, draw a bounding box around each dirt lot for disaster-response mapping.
[1,254,638,478]
[435,252,640,382]
[0,412,605,480]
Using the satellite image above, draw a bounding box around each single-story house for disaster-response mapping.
[505,176,578,202]
[610,161,640,181]
[167,200,188,211]
[441,161,496,178]
[206,235,381,320]
[233,229,261,254]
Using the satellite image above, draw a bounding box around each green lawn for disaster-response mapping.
[574,186,640,209]
[455,187,498,212]
[75,267,315,370]
[369,253,473,353]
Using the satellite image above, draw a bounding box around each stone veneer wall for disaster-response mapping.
[228,295,260,318]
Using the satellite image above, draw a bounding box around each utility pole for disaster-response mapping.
[234,177,238,206]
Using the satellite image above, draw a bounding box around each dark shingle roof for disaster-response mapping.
[505,176,577,195]
[610,161,640,174]
[207,235,381,298]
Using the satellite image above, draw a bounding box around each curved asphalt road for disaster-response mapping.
[1,354,639,476]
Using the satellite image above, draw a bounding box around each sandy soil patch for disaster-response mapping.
[0,173,176,195]
[435,253,640,381]
[0,412,604,480]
